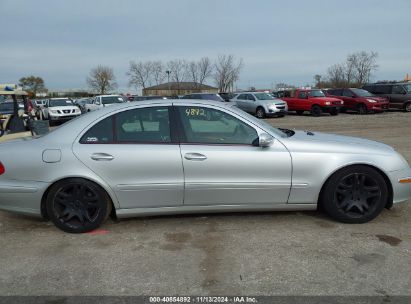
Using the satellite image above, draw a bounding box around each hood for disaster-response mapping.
[282,130,394,154]
[260,99,286,105]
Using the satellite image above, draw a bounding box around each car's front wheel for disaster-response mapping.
[46,178,112,233]
[255,107,265,119]
[320,165,388,223]
[310,105,323,117]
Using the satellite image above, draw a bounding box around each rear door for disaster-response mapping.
[72,104,184,209]
[174,104,292,206]
[390,85,408,109]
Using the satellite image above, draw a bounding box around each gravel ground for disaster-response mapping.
[0,111,410,296]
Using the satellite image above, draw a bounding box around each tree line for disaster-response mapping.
[314,51,379,88]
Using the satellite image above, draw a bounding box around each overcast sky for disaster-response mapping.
[1,0,410,92]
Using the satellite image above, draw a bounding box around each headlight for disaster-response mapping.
[325,101,331,105]
[49,110,58,114]
[367,99,377,103]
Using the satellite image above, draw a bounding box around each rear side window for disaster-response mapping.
[368,85,391,94]
[298,91,307,99]
[80,117,113,144]
[392,85,405,94]
[115,107,171,143]
[329,89,343,96]
[237,94,247,100]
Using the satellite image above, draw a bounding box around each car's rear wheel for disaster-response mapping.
[357,103,368,115]
[256,107,265,119]
[296,110,304,115]
[46,178,112,233]
[310,105,322,117]
[404,102,411,112]
[320,165,388,223]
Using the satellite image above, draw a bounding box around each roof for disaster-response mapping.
[144,82,218,90]
[0,84,28,96]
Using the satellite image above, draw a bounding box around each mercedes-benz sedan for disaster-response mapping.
[0,100,410,233]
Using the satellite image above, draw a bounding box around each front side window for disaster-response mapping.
[392,85,405,94]
[116,107,171,143]
[298,91,307,99]
[342,89,354,97]
[177,106,258,145]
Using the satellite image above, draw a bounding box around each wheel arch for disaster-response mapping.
[317,163,393,210]
[41,176,118,220]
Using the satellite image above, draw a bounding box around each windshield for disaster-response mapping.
[101,96,126,104]
[308,90,325,97]
[254,93,275,100]
[49,99,73,107]
[351,88,374,97]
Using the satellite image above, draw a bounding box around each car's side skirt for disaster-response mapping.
[115,203,317,218]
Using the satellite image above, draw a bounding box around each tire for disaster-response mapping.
[404,102,411,112]
[296,110,304,115]
[357,103,368,115]
[46,178,112,233]
[310,105,323,117]
[255,107,265,119]
[329,108,339,116]
[320,165,388,223]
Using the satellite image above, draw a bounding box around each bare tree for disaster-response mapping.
[350,51,378,85]
[314,74,322,87]
[214,55,243,92]
[167,59,188,83]
[87,65,117,94]
[197,57,213,84]
[127,61,153,90]
[327,64,346,87]
[151,61,165,85]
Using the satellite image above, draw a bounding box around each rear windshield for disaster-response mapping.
[101,96,126,104]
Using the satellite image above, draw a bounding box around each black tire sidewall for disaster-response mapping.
[46,178,111,233]
[311,105,322,116]
[321,165,388,223]
[256,107,265,118]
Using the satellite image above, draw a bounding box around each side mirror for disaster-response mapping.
[258,133,274,147]
[95,101,101,105]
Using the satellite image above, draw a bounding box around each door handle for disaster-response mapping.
[91,153,114,161]
[184,153,207,161]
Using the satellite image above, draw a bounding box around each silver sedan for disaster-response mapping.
[0,100,410,233]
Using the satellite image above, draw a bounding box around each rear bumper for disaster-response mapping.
[0,179,50,216]
[388,167,411,204]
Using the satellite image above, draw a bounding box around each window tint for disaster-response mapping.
[237,94,247,100]
[392,85,405,94]
[115,107,171,143]
[343,89,354,97]
[369,85,391,94]
[80,117,113,144]
[246,94,255,101]
[329,89,342,96]
[298,91,307,99]
[177,106,258,145]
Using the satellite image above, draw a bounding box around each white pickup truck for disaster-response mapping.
[84,95,126,112]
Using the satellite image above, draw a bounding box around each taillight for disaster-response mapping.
[0,162,5,175]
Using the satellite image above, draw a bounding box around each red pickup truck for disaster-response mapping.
[278,89,343,116]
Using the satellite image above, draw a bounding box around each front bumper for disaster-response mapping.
[267,105,288,116]
[49,113,81,121]
[369,102,389,112]
[388,167,411,204]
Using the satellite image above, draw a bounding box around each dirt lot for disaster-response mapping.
[0,111,410,296]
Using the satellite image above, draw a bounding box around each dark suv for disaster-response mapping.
[362,83,411,112]
[324,88,389,114]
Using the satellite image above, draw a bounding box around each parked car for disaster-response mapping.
[230,92,288,118]
[280,89,343,116]
[362,83,411,112]
[181,93,226,102]
[324,88,389,114]
[42,98,82,125]
[218,92,236,102]
[84,95,126,112]
[74,98,94,113]
[133,95,170,101]
[0,100,410,233]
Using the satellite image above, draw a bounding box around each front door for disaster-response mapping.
[72,105,184,209]
[175,104,292,206]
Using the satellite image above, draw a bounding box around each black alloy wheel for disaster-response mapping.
[321,165,388,223]
[357,103,368,115]
[405,102,411,112]
[47,178,111,233]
